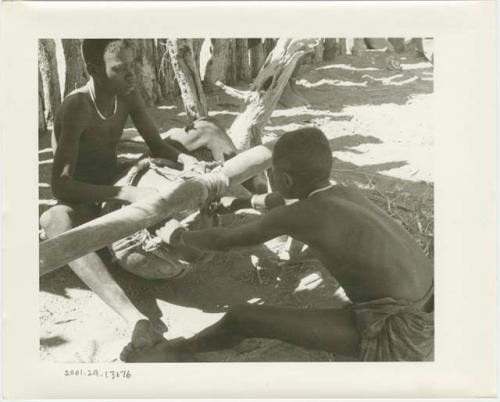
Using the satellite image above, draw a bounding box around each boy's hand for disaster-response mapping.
[177,153,199,170]
[156,219,187,246]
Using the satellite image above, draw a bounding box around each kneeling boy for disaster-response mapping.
[121,127,434,362]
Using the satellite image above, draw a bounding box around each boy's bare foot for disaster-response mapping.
[131,319,164,349]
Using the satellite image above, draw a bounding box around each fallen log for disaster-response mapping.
[228,38,318,151]
[39,140,276,275]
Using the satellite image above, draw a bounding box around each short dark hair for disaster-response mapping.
[81,39,133,66]
[273,127,332,185]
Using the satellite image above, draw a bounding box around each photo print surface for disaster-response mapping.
[38,37,434,363]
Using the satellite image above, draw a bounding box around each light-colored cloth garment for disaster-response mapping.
[351,284,434,361]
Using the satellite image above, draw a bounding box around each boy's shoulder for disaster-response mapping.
[58,90,92,121]
[265,198,312,226]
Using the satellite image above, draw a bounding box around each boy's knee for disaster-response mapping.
[39,205,77,235]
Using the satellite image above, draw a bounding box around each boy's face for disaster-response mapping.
[271,163,295,199]
[93,47,136,96]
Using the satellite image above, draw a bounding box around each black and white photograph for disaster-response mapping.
[1,0,497,398]
[38,37,435,363]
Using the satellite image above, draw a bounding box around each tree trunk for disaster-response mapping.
[203,39,231,92]
[336,38,347,56]
[167,38,208,121]
[263,38,276,57]
[38,69,46,134]
[40,140,276,275]
[61,39,88,96]
[364,38,394,51]
[248,38,265,79]
[156,39,181,102]
[228,38,318,151]
[411,38,433,62]
[191,38,204,75]
[38,39,61,128]
[351,38,367,57]
[323,38,337,61]
[132,39,160,106]
[388,38,406,53]
[225,39,238,86]
[236,39,251,82]
[313,38,324,63]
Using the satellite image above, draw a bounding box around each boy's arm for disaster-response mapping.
[52,96,155,204]
[126,90,198,168]
[157,205,292,252]
[216,192,286,214]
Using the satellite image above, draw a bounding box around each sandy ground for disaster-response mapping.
[39,49,434,362]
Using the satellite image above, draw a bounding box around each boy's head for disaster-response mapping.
[81,39,136,96]
[272,128,332,198]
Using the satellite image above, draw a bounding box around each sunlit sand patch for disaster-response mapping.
[271,107,352,120]
[39,199,56,206]
[333,143,432,182]
[208,110,239,117]
[39,159,53,165]
[401,62,433,70]
[266,123,304,132]
[294,272,323,293]
[332,286,351,305]
[421,77,433,82]
[388,76,419,86]
[39,148,53,155]
[247,297,264,305]
[120,128,143,142]
[156,300,224,340]
[117,152,143,160]
[363,74,419,86]
[39,183,50,188]
[317,64,378,72]
[297,78,368,88]
[40,288,129,363]
[157,105,176,110]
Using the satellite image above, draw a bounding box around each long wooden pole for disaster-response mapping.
[39,141,275,275]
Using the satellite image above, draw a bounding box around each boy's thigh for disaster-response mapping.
[230,304,361,358]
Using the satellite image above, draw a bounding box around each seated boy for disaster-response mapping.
[120,127,434,362]
[40,39,202,348]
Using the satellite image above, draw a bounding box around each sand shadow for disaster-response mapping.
[40,336,67,348]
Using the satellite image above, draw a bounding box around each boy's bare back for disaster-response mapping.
[282,185,433,304]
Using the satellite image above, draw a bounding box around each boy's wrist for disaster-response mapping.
[251,193,285,211]
[250,194,267,211]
